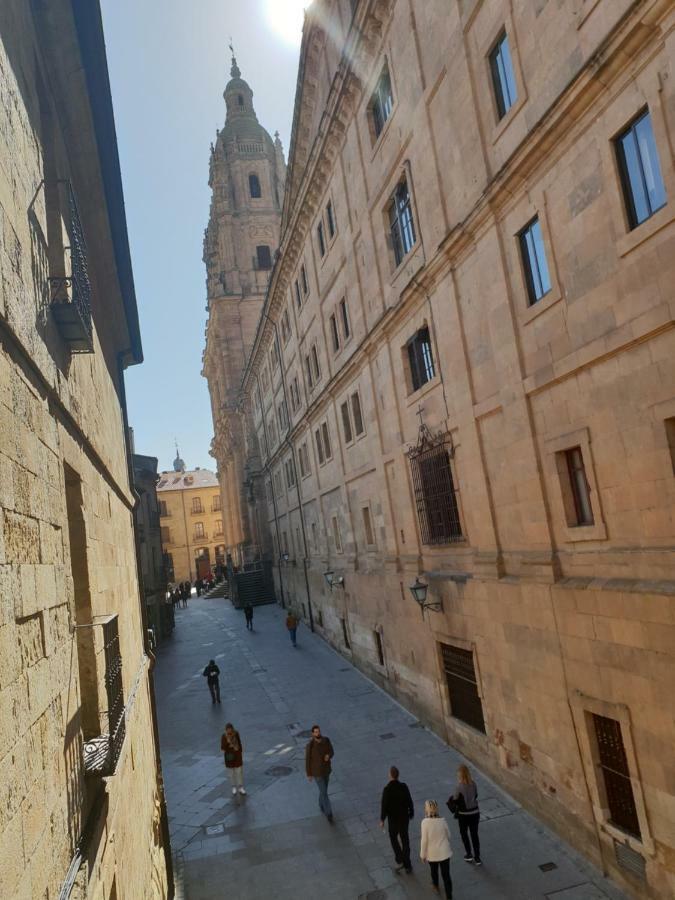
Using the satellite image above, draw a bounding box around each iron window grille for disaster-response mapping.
[593,714,641,838]
[82,615,126,775]
[371,65,394,139]
[389,179,416,266]
[407,424,462,545]
[48,180,94,353]
[441,643,485,733]
[519,216,551,305]
[489,31,517,120]
[615,109,667,230]
[407,327,435,392]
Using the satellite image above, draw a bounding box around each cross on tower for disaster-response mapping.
[415,404,425,427]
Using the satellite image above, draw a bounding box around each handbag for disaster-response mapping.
[446,793,465,819]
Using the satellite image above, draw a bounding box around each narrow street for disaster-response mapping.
[155,598,626,900]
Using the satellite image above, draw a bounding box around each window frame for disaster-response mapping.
[256,244,272,270]
[406,326,436,394]
[317,219,326,257]
[329,313,340,353]
[339,298,351,341]
[248,172,262,199]
[615,108,667,231]
[362,505,375,547]
[489,30,518,121]
[326,200,336,239]
[369,62,394,143]
[331,515,343,553]
[388,176,416,267]
[545,427,607,543]
[300,263,309,296]
[519,215,552,306]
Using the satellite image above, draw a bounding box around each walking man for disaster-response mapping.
[202,658,221,704]
[244,601,254,631]
[380,765,414,873]
[305,724,334,823]
[286,611,298,646]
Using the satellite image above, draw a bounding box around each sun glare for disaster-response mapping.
[264,0,306,47]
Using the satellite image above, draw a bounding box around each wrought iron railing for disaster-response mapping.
[406,425,463,545]
[82,615,125,776]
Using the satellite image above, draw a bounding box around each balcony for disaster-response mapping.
[82,615,126,776]
[49,181,94,354]
[193,531,208,542]
[190,507,204,516]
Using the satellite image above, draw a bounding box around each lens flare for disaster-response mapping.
[264,0,307,47]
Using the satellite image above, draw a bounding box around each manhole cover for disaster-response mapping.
[379,732,396,740]
[266,765,293,777]
[204,823,224,836]
[539,862,557,872]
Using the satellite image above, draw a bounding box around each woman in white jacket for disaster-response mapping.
[420,799,453,898]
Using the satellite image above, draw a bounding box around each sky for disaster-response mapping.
[100,0,304,472]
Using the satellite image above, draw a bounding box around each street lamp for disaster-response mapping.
[324,570,343,590]
[409,577,441,613]
[281,552,289,564]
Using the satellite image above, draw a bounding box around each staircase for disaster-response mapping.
[229,561,276,609]
[205,580,229,600]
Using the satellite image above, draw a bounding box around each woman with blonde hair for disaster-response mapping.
[449,763,481,865]
[420,799,453,898]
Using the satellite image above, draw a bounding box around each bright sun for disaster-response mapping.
[264,0,307,47]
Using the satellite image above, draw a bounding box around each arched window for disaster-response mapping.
[256,245,272,270]
[249,173,261,198]
[237,94,244,107]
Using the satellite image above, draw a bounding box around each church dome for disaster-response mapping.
[221,55,274,147]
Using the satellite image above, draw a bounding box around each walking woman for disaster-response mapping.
[221,722,246,796]
[451,764,481,865]
[420,800,453,899]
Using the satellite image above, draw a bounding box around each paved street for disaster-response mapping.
[154,597,627,900]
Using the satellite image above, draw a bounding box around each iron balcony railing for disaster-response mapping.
[49,180,94,353]
[82,615,126,777]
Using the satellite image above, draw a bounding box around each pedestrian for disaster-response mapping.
[380,765,414,874]
[221,722,246,795]
[183,581,191,607]
[448,764,481,865]
[196,578,202,597]
[305,724,334,823]
[244,601,254,631]
[202,658,221,704]
[286,611,298,647]
[420,800,453,899]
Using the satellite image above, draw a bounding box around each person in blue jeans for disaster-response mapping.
[286,612,298,646]
[305,724,335,823]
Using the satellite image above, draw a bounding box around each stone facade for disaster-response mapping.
[216,1,675,898]
[202,56,285,565]
[0,2,169,897]
[157,464,223,583]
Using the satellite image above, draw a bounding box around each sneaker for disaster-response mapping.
[463,854,473,862]
[473,858,482,866]
[231,787,237,796]
[239,787,247,795]
[395,864,405,874]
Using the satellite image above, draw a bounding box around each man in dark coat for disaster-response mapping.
[203,659,221,704]
[305,724,334,822]
[380,765,414,873]
[244,601,254,631]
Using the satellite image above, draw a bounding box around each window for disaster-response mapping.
[592,714,641,838]
[191,497,203,514]
[249,173,261,198]
[212,496,221,511]
[214,519,223,535]
[615,109,667,229]
[407,327,435,392]
[341,617,351,649]
[290,376,301,412]
[370,63,394,139]
[158,500,168,517]
[351,392,364,437]
[298,442,310,478]
[559,446,594,527]
[519,216,551,305]
[300,263,309,296]
[441,643,485,733]
[317,220,326,257]
[374,630,385,666]
[261,366,270,391]
[339,298,350,340]
[326,200,335,238]
[329,313,340,352]
[256,245,272,270]
[160,526,171,544]
[489,31,517,120]
[305,354,314,388]
[409,441,462,544]
[278,400,289,431]
[321,421,332,460]
[666,418,675,476]
[270,339,280,371]
[311,521,318,550]
[341,401,353,443]
[285,457,296,489]
[315,428,325,465]
[389,178,416,266]
[362,507,375,545]
[331,515,343,553]
[294,278,302,310]
[237,94,244,107]
[194,522,205,538]
[281,307,291,344]
[311,345,321,382]
[268,416,278,448]
[274,469,283,496]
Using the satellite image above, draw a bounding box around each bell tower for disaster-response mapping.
[202,52,285,563]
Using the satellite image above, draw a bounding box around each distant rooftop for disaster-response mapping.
[157,468,219,491]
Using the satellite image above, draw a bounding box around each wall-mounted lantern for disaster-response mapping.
[409,577,441,613]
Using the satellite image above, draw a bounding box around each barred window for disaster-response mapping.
[389,178,415,266]
[409,439,462,544]
[593,714,641,838]
[441,643,485,733]
[370,63,394,140]
[407,327,435,392]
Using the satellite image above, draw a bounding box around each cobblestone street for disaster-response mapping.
[155,598,627,900]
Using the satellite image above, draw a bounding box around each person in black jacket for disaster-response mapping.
[203,659,221,704]
[380,765,414,873]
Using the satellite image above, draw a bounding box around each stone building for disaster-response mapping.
[0,2,170,898]
[132,451,174,645]
[206,1,675,897]
[157,457,223,583]
[202,54,285,565]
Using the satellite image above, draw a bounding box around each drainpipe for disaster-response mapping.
[117,351,175,898]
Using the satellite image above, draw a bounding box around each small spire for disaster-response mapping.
[228,38,240,78]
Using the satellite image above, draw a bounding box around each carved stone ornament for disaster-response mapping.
[405,420,454,461]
